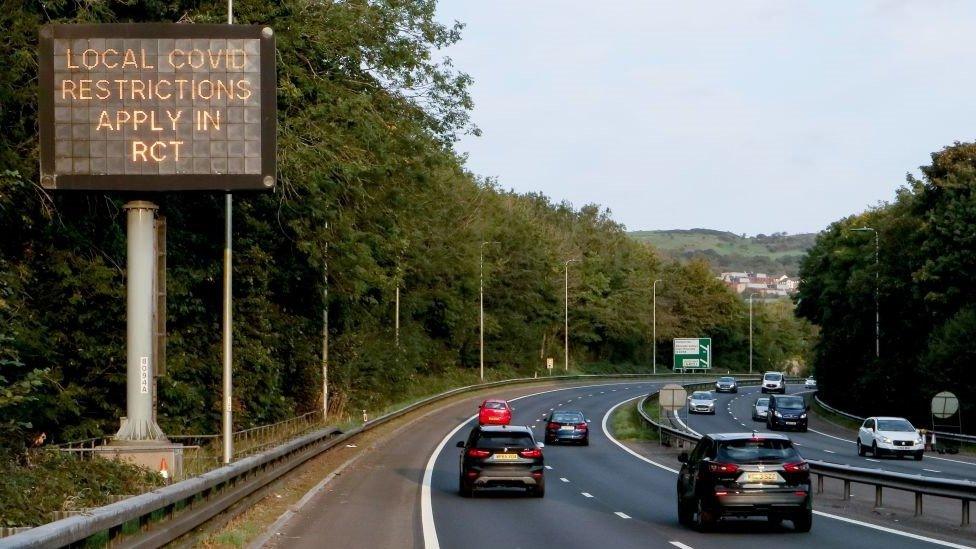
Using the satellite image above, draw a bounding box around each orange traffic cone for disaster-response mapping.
[159,458,170,481]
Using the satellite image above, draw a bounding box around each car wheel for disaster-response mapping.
[857,440,865,456]
[582,437,589,446]
[459,474,473,498]
[872,442,879,457]
[914,451,923,461]
[695,498,716,532]
[799,426,808,433]
[677,498,693,526]
[793,509,813,532]
[531,477,545,498]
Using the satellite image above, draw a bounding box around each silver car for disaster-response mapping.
[688,391,716,414]
[752,397,770,421]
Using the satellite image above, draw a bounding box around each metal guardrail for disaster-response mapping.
[637,382,975,527]
[814,394,976,445]
[2,371,730,548]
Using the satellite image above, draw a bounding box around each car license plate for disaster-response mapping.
[560,425,574,431]
[494,453,518,461]
[786,421,796,425]
[746,472,778,482]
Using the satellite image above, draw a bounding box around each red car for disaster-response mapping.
[478,399,512,425]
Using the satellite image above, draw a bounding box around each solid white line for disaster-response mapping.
[615,511,632,519]
[671,410,701,437]
[923,468,942,473]
[865,458,881,463]
[669,542,695,549]
[808,428,855,443]
[928,455,976,467]
[423,381,656,548]
[600,395,974,549]
[581,492,593,498]
[812,510,975,549]
[560,477,570,483]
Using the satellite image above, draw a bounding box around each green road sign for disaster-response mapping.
[673,337,711,372]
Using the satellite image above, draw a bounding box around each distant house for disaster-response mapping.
[718,271,800,298]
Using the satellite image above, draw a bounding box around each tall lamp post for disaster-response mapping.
[748,292,761,374]
[652,279,662,374]
[564,258,580,371]
[480,241,500,381]
[850,227,880,358]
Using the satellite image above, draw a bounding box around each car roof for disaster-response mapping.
[482,398,507,404]
[551,409,584,415]
[868,416,911,421]
[707,432,791,441]
[477,424,532,434]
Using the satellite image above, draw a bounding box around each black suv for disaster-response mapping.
[676,433,812,532]
[766,394,809,432]
[544,409,590,445]
[457,425,545,497]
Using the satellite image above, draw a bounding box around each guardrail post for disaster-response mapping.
[874,485,882,508]
[963,499,970,527]
[915,493,923,516]
[843,480,851,500]
[816,474,824,494]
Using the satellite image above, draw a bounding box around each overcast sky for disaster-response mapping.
[435,1,976,235]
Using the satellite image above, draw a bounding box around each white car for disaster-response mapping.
[687,391,716,414]
[857,417,924,460]
[804,377,817,389]
[761,371,786,394]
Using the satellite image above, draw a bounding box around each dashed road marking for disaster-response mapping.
[615,511,631,519]
[865,458,880,463]
[670,542,695,549]
[545,465,553,470]
[923,468,942,473]
[581,492,593,498]
[823,449,836,454]
[560,477,570,483]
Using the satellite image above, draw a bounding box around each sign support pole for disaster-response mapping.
[222,0,235,466]
[115,201,166,441]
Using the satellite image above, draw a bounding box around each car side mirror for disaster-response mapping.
[678,452,689,463]
[456,441,465,448]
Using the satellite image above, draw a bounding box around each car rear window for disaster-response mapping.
[716,438,799,462]
[483,401,507,410]
[774,396,805,409]
[552,412,584,423]
[475,432,534,448]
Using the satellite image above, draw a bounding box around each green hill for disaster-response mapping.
[629,229,816,276]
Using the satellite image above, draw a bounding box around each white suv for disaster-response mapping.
[761,372,786,394]
[857,417,924,460]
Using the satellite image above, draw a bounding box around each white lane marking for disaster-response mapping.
[550,408,554,411]
[615,511,631,519]
[601,394,975,549]
[669,542,695,549]
[865,458,880,463]
[544,465,553,470]
[808,428,855,443]
[671,410,701,438]
[812,510,975,549]
[581,492,593,498]
[739,422,747,427]
[823,449,836,454]
[923,468,942,473]
[423,381,655,548]
[928,455,976,467]
[560,477,570,483]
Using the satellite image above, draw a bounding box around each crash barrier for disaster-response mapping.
[814,394,976,449]
[637,382,976,527]
[2,371,731,548]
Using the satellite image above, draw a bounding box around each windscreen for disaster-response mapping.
[764,373,782,381]
[718,377,734,382]
[877,419,915,432]
[717,438,799,462]
[692,391,713,399]
[552,412,584,423]
[775,397,805,410]
[483,401,507,410]
[756,398,769,406]
[475,432,534,449]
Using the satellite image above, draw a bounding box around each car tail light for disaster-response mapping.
[547,422,559,430]
[466,448,491,458]
[783,461,809,473]
[715,490,728,496]
[576,423,588,431]
[519,448,543,458]
[794,490,807,496]
[707,462,740,474]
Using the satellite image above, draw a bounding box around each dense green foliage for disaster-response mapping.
[797,143,976,429]
[0,0,810,449]
[630,229,815,276]
[0,451,164,527]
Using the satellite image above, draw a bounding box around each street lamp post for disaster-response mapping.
[564,258,580,371]
[850,227,880,358]
[652,279,662,374]
[480,241,500,382]
[748,292,761,374]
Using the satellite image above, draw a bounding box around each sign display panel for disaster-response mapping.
[38,23,276,191]
[672,337,711,371]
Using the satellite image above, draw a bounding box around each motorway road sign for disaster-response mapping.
[673,337,711,372]
[659,384,688,411]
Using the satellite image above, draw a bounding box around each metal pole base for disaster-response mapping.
[115,416,167,441]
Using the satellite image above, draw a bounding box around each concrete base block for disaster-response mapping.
[94,442,184,481]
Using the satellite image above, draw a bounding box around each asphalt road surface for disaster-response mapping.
[268,380,973,549]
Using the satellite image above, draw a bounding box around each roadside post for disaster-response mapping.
[38,23,277,475]
[546,357,554,376]
[659,384,688,447]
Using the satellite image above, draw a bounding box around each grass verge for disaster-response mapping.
[609,397,658,442]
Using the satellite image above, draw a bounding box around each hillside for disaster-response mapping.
[629,229,816,276]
